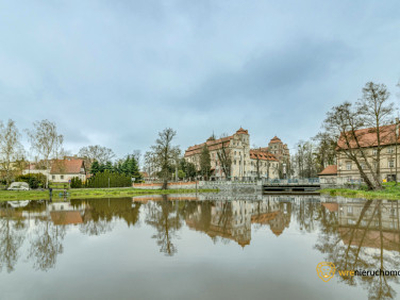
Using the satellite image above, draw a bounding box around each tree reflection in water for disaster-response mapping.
[0,203,27,273]
[145,195,182,256]
[28,218,66,271]
[315,199,400,300]
[71,198,142,236]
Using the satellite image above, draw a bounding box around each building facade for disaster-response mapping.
[336,123,399,182]
[184,128,289,180]
[23,158,86,183]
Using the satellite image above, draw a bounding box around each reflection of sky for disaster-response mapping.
[1,1,400,157]
[1,221,363,300]
[2,198,393,299]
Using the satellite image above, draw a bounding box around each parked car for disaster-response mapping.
[7,182,30,191]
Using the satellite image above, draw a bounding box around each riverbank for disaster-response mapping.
[321,183,400,200]
[0,187,217,201]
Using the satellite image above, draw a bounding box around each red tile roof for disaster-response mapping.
[339,228,400,251]
[185,128,250,157]
[337,124,400,150]
[185,136,233,157]
[249,149,278,161]
[50,159,85,174]
[318,165,337,176]
[50,211,83,225]
[322,203,338,212]
[236,127,248,135]
[269,136,282,144]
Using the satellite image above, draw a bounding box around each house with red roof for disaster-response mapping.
[50,158,86,183]
[318,165,337,185]
[336,123,399,182]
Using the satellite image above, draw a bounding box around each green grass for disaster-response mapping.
[49,182,68,189]
[321,182,400,200]
[0,187,217,202]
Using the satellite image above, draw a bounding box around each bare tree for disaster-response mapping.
[0,119,24,184]
[324,82,394,190]
[144,151,157,180]
[312,132,337,172]
[216,136,232,180]
[324,102,377,189]
[292,140,317,179]
[78,145,115,165]
[132,149,141,169]
[357,82,393,184]
[26,120,63,188]
[150,128,180,189]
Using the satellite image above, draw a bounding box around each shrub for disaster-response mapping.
[70,177,83,188]
[15,173,47,189]
[86,170,132,188]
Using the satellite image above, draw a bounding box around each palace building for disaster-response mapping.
[184,128,290,180]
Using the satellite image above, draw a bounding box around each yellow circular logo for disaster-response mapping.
[316,262,336,282]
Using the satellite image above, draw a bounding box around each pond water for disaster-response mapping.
[0,193,400,300]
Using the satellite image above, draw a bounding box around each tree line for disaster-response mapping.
[0,119,142,188]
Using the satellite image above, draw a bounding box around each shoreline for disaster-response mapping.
[320,185,400,200]
[0,188,217,202]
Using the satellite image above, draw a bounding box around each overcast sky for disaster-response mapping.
[1,0,399,159]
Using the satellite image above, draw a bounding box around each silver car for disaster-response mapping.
[7,182,30,191]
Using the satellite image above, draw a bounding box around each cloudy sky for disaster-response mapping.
[1,0,399,159]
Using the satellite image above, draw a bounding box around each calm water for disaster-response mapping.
[0,193,400,300]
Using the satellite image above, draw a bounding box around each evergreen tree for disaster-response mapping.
[186,162,197,180]
[105,161,113,172]
[86,169,131,188]
[90,160,100,175]
[200,144,211,180]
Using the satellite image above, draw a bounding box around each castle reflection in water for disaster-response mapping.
[1,194,399,251]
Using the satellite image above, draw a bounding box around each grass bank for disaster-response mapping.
[0,187,217,202]
[321,182,400,200]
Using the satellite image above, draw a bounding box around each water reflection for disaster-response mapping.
[316,199,400,299]
[0,195,399,299]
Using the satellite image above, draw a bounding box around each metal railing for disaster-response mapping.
[262,178,320,185]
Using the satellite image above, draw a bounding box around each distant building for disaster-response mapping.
[50,158,86,183]
[318,165,337,185]
[184,128,289,180]
[23,158,86,183]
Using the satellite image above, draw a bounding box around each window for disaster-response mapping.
[52,175,55,180]
[372,149,377,155]
[60,175,64,180]
[346,162,352,170]
[387,147,394,154]
[388,160,395,168]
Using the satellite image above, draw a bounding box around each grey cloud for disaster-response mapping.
[0,0,400,158]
